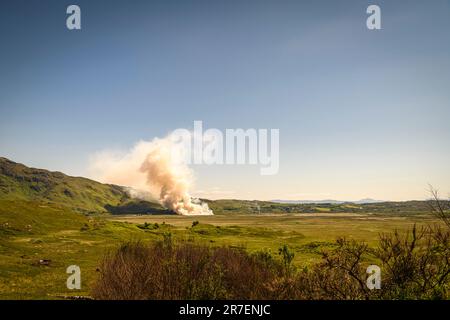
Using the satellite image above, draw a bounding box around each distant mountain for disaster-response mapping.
[271,198,385,204]
[353,198,385,204]
[271,199,342,204]
[0,157,166,214]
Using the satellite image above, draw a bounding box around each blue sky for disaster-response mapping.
[1,0,450,200]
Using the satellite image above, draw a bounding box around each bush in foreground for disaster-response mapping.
[92,239,292,299]
[92,223,450,300]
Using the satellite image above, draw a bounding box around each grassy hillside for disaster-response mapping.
[0,157,440,216]
[0,200,150,299]
[0,157,166,214]
[206,198,436,216]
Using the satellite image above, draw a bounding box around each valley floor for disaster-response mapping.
[0,201,443,299]
[111,213,439,251]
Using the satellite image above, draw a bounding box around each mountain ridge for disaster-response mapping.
[0,157,166,214]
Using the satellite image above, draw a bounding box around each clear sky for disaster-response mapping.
[1,0,450,201]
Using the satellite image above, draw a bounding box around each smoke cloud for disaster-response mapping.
[88,133,213,216]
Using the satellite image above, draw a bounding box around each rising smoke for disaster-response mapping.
[88,133,213,216]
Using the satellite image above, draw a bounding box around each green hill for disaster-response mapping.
[205,198,436,216]
[0,157,166,214]
[0,157,438,216]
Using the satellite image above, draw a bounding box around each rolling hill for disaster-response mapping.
[205,198,434,215]
[0,157,166,214]
[0,157,439,216]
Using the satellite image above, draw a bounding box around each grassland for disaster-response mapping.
[110,213,440,263]
[0,199,442,299]
[0,157,446,299]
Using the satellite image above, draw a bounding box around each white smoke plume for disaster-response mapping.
[88,133,213,216]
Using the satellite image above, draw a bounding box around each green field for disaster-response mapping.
[0,158,446,299]
[0,199,442,299]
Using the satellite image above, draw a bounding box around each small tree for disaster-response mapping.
[278,244,295,275]
[427,185,450,229]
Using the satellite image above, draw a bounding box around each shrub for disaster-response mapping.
[278,245,295,275]
[294,226,450,300]
[376,225,450,299]
[92,241,287,300]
